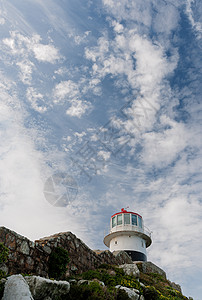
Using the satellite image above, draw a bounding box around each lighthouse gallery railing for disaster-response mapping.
[104,224,152,238]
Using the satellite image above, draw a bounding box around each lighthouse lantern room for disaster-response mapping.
[104,208,152,261]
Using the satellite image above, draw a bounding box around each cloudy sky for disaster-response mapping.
[0,0,202,298]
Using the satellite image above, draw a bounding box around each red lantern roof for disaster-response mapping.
[111,208,142,219]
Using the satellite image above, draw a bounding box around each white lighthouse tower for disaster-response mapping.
[104,208,152,261]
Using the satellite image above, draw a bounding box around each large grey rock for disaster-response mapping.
[119,264,140,278]
[136,261,166,279]
[113,250,133,264]
[116,285,141,300]
[2,274,33,300]
[25,276,70,300]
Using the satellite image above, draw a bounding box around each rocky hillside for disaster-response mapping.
[0,263,191,300]
[0,227,192,299]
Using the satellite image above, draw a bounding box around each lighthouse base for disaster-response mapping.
[125,250,147,262]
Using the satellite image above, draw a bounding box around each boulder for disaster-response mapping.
[119,264,140,278]
[25,275,70,300]
[115,285,141,300]
[2,274,33,300]
[136,261,166,279]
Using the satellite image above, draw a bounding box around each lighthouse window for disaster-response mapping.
[138,216,142,228]
[124,214,130,224]
[117,214,122,225]
[132,214,137,226]
[112,217,116,228]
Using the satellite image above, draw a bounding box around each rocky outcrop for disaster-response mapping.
[169,280,182,293]
[0,227,49,277]
[118,264,140,278]
[94,250,133,266]
[0,226,184,298]
[2,274,33,300]
[2,275,70,300]
[36,232,133,276]
[25,276,70,299]
[115,285,143,300]
[0,226,132,277]
[136,261,166,279]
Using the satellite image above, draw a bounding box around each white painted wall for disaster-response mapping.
[109,234,147,254]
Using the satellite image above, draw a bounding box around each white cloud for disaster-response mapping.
[32,43,60,63]
[128,33,177,89]
[141,116,188,168]
[53,80,79,102]
[186,0,202,38]
[16,60,34,85]
[0,77,46,238]
[66,99,91,118]
[103,0,152,27]
[3,31,61,64]
[53,80,92,118]
[152,3,179,34]
[85,36,109,63]
[98,150,111,161]
[71,31,90,45]
[103,0,181,38]
[85,29,178,137]
[0,8,6,25]
[0,74,86,241]
[148,194,202,270]
[26,87,47,113]
[111,20,124,33]
[74,131,86,139]
[0,17,5,25]
[54,67,68,76]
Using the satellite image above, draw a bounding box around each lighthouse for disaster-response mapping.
[104,208,152,261]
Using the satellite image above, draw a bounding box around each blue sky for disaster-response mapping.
[0,0,202,298]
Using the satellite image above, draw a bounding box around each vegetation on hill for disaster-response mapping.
[0,243,9,298]
[0,244,190,300]
[67,264,189,300]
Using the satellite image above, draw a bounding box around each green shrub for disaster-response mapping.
[68,283,112,300]
[0,243,9,264]
[81,268,122,287]
[82,270,102,281]
[67,282,131,300]
[143,286,160,300]
[98,264,124,277]
[0,242,9,297]
[80,267,142,292]
[48,247,70,279]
